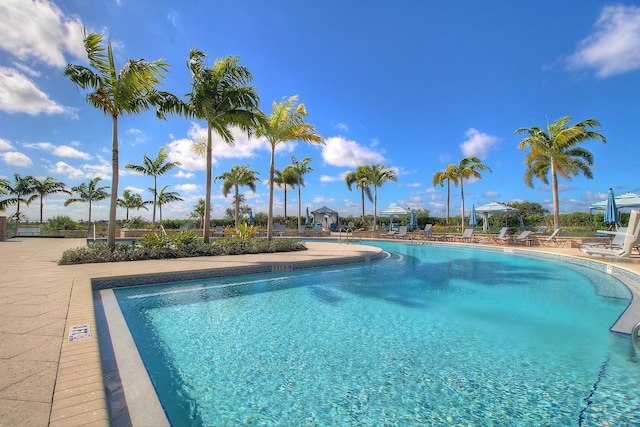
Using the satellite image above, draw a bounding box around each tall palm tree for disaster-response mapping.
[155,185,183,223]
[117,189,150,221]
[31,176,71,223]
[432,164,459,225]
[125,147,180,228]
[64,177,110,229]
[184,49,260,242]
[0,174,37,224]
[290,156,314,229]
[214,164,260,227]
[367,164,398,230]
[515,116,606,230]
[190,198,207,229]
[345,165,373,226]
[453,157,492,232]
[273,167,297,221]
[66,30,175,247]
[255,96,323,239]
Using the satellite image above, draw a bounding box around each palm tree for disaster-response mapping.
[290,156,314,229]
[31,176,71,223]
[64,177,110,229]
[254,96,323,239]
[345,165,373,226]
[515,116,606,230]
[273,167,297,222]
[190,198,207,229]
[214,164,260,227]
[432,164,459,225]
[367,164,398,230]
[0,174,37,224]
[453,157,492,232]
[117,189,149,221]
[155,185,183,223]
[65,30,175,248]
[183,49,260,242]
[125,147,181,228]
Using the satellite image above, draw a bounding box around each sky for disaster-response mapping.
[1,0,639,224]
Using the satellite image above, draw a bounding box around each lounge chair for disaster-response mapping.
[296,225,307,236]
[493,227,510,244]
[456,228,475,243]
[582,228,627,250]
[312,224,323,235]
[380,229,396,238]
[394,225,408,239]
[512,230,533,245]
[534,226,548,235]
[273,223,286,236]
[212,225,224,237]
[579,210,640,258]
[540,228,565,247]
[419,224,433,239]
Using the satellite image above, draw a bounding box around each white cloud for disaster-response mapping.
[320,172,347,183]
[460,128,499,159]
[51,161,87,179]
[23,141,91,159]
[482,191,500,198]
[321,136,385,167]
[174,170,195,179]
[333,122,349,132]
[0,138,14,150]
[175,183,200,193]
[567,4,640,77]
[1,151,33,167]
[313,196,336,204]
[0,67,74,115]
[0,0,86,68]
[168,123,270,171]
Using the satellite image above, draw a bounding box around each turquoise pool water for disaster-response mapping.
[113,242,640,425]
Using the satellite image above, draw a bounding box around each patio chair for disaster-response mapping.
[512,230,534,245]
[394,225,408,239]
[493,227,510,244]
[579,210,640,258]
[419,224,433,239]
[379,229,396,238]
[312,224,323,235]
[212,225,224,237]
[296,225,307,236]
[456,228,475,243]
[540,228,565,247]
[533,226,548,235]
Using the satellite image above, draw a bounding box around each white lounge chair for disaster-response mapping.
[394,225,408,239]
[212,225,224,237]
[512,230,533,245]
[534,226,548,235]
[420,224,433,239]
[541,228,565,247]
[380,229,396,238]
[456,228,475,243]
[493,227,510,244]
[579,210,640,258]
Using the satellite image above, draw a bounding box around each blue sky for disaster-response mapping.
[1,0,639,223]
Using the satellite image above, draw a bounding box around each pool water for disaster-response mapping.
[113,242,640,425]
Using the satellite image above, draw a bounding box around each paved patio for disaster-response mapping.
[0,237,638,426]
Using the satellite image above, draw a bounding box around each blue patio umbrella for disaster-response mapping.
[249,209,254,225]
[469,205,478,226]
[305,206,310,225]
[410,210,416,228]
[604,188,619,227]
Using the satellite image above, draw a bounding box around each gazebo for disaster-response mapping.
[474,202,523,232]
[310,206,340,230]
[589,192,640,211]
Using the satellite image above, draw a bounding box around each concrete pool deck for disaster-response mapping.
[1,236,639,426]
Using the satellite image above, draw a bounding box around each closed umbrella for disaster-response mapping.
[604,188,619,229]
[306,206,310,225]
[410,210,416,230]
[249,209,254,225]
[469,205,478,227]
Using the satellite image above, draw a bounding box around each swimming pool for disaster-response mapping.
[110,242,640,425]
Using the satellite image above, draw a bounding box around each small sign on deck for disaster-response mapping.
[68,324,91,342]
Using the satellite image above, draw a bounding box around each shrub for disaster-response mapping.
[41,215,81,234]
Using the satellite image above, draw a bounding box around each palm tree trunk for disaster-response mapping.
[460,181,465,233]
[39,198,44,223]
[283,187,287,222]
[551,162,560,230]
[267,146,275,240]
[152,176,158,229]
[361,188,365,224]
[297,179,302,229]
[373,187,378,230]
[445,180,450,225]
[108,115,118,248]
[234,185,239,228]
[203,123,213,243]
